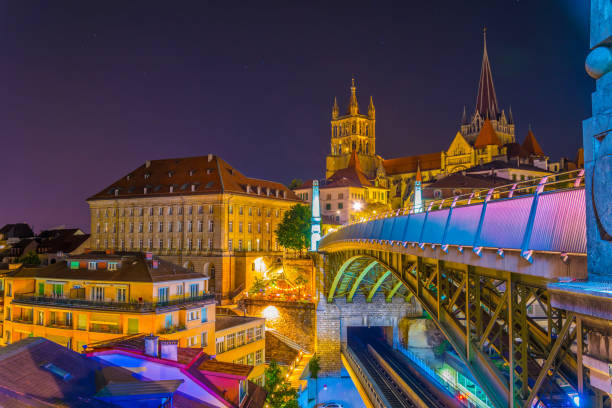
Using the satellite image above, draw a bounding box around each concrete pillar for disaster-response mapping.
[392,317,400,349]
[584,1,612,280]
[315,296,342,377]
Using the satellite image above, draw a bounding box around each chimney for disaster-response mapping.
[208,154,213,162]
[145,160,151,168]
[144,335,159,358]
[160,340,178,361]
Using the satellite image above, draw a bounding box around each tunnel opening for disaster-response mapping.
[347,326,393,349]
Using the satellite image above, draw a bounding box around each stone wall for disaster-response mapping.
[242,299,316,352]
[315,293,422,377]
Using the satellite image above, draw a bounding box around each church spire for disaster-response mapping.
[476,27,500,120]
[348,77,359,116]
[461,105,468,125]
[332,97,339,119]
[368,96,375,119]
[413,161,423,213]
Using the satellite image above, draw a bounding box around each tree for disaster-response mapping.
[275,204,311,253]
[264,360,299,408]
[287,179,303,190]
[18,251,41,265]
[249,277,267,295]
[308,354,321,405]
[293,275,309,297]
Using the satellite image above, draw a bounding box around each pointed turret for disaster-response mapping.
[368,96,375,119]
[347,148,361,172]
[348,78,359,116]
[413,161,423,213]
[508,106,514,124]
[476,28,500,120]
[522,127,545,156]
[461,105,468,125]
[474,119,502,148]
[332,97,339,119]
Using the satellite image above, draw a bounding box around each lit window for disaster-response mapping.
[209,205,213,214]
[208,238,213,250]
[208,220,214,233]
[229,221,233,232]
[88,262,97,270]
[108,262,118,271]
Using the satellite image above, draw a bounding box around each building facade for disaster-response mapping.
[2,252,215,352]
[87,154,302,301]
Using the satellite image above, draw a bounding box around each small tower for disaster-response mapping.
[413,162,423,213]
[348,78,359,116]
[332,97,339,120]
[368,96,375,119]
[310,180,321,251]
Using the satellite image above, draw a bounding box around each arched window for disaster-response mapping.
[365,124,369,136]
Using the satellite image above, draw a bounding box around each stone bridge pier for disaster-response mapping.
[315,292,421,376]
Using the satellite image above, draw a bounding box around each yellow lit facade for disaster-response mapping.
[214,315,266,385]
[2,254,215,353]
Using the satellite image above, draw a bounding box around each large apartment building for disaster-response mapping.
[2,252,215,352]
[87,154,302,301]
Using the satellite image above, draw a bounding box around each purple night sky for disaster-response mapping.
[0,1,591,232]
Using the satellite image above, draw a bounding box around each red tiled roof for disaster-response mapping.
[473,119,502,148]
[382,152,441,175]
[88,155,300,202]
[521,130,545,156]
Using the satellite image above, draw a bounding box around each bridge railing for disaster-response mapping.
[342,168,585,228]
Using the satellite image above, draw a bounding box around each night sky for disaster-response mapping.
[0,1,592,232]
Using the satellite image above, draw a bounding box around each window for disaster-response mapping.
[178,222,183,232]
[326,194,331,200]
[247,328,254,343]
[88,261,97,270]
[227,333,235,350]
[108,262,118,271]
[187,238,192,251]
[208,220,214,233]
[188,206,193,215]
[239,206,243,215]
[190,283,199,298]
[158,287,169,302]
[338,203,343,209]
[168,207,173,215]
[237,331,245,346]
[201,307,208,322]
[255,325,263,340]
[216,337,226,354]
[188,310,199,321]
[139,239,143,249]
[325,203,331,210]
[158,239,163,249]
[187,336,198,346]
[201,331,208,347]
[248,223,252,233]
[197,239,202,250]
[229,205,233,214]
[247,240,252,251]
[117,288,126,302]
[338,193,344,199]
[37,311,44,325]
[239,222,243,233]
[257,207,261,216]
[158,222,163,232]
[275,209,279,217]
[128,318,139,334]
[176,285,184,296]
[66,312,72,327]
[255,349,263,365]
[167,238,172,249]
[209,204,213,214]
[228,239,233,251]
[178,206,183,215]
[38,282,44,296]
[165,314,172,328]
[188,221,193,232]
[129,223,134,233]
[168,222,173,232]
[91,287,104,301]
[248,207,252,216]
[257,223,261,233]
[229,221,233,232]
[238,240,243,251]
[198,220,203,232]
[266,208,271,217]
[265,222,270,233]
[247,353,254,366]
[139,208,144,216]
[148,238,153,249]
[138,222,143,232]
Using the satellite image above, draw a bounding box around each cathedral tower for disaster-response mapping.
[460,29,515,145]
[325,79,378,179]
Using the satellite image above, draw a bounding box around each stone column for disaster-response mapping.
[315,296,342,376]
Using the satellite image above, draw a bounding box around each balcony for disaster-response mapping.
[12,317,33,325]
[90,323,122,334]
[158,325,187,335]
[12,293,215,313]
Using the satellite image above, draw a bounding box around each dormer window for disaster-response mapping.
[88,261,97,270]
[169,185,174,193]
[189,169,196,176]
[168,171,174,178]
[126,174,131,181]
[144,173,151,180]
[191,184,196,192]
[108,262,118,271]
[206,168,212,175]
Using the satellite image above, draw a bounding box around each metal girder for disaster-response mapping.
[327,255,363,302]
[478,289,508,349]
[347,260,378,302]
[524,312,576,408]
[366,270,391,302]
[386,280,404,302]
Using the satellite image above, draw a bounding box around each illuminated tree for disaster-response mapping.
[18,251,41,265]
[264,360,299,408]
[275,204,311,253]
[287,178,303,190]
[293,275,309,297]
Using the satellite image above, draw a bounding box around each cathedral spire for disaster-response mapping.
[348,77,359,116]
[332,97,339,119]
[476,27,500,120]
[414,161,423,213]
[461,105,468,125]
[368,96,375,119]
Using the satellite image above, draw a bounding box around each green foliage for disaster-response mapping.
[18,251,41,265]
[249,277,268,294]
[264,360,299,408]
[308,354,320,379]
[288,178,303,190]
[275,204,311,252]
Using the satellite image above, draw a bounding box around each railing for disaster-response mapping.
[47,322,73,330]
[12,293,215,312]
[158,325,187,334]
[339,168,585,229]
[265,328,310,354]
[12,317,33,324]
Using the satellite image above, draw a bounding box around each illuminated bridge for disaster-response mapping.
[317,171,596,408]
